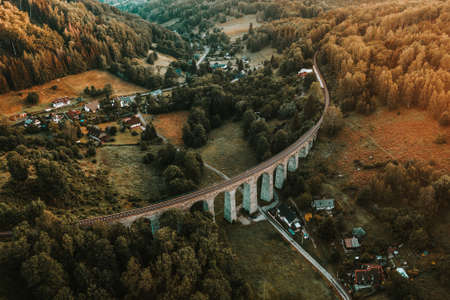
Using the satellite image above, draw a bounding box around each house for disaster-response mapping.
[84,100,100,113]
[297,68,313,77]
[353,264,384,291]
[52,96,71,108]
[87,126,109,143]
[312,199,335,211]
[276,203,302,233]
[122,116,141,129]
[396,267,409,279]
[150,89,162,97]
[9,112,27,122]
[352,227,366,239]
[343,237,361,251]
[115,96,133,108]
[211,63,228,70]
[24,117,41,127]
[67,110,81,120]
[50,113,64,123]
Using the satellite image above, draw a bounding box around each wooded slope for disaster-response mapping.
[0,0,188,93]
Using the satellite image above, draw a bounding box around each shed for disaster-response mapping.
[344,237,361,249]
[312,199,335,211]
[352,227,366,239]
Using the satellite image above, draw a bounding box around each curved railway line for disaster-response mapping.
[0,51,351,299]
[77,50,329,226]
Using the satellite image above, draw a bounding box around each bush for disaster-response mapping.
[322,105,344,137]
[439,111,449,126]
[434,134,446,144]
[143,153,154,164]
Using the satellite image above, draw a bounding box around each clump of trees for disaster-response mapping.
[0,208,253,299]
[322,104,344,137]
[25,92,39,105]
[146,51,158,64]
[0,125,114,212]
[358,161,449,251]
[155,144,204,195]
[84,84,113,97]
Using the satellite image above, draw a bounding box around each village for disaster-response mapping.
[7,92,157,146]
[267,196,415,297]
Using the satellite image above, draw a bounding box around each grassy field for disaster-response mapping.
[136,51,176,75]
[152,111,189,146]
[0,70,147,116]
[331,107,450,185]
[199,121,258,177]
[300,105,450,299]
[224,221,337,300]
[219,14,262,40]
[91,145,164,205]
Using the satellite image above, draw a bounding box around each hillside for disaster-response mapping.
[0,0,189,94]
[246,0,449,124]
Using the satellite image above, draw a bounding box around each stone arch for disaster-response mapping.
[190,199,211,214]
[299,145,308,158]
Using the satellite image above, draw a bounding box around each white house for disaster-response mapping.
[84,100,100,113]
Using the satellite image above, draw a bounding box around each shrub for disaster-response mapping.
[439,111,449,126]
[434,134,446,144]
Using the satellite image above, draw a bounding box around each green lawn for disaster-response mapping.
[224,221,338,300]
[199,121,258,177]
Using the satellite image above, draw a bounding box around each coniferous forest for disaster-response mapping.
[0,0,189,93]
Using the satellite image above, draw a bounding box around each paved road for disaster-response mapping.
[196,46,210,67]
[259,207,351,300]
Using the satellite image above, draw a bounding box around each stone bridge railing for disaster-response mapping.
[76,51,330,230]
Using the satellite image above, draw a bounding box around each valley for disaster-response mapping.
[0,0,449,300]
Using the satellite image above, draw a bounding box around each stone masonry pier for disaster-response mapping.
[78,52,330,231]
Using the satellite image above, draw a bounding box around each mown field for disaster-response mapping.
[224,221,337,300]
[198,121,258,177]
[219,14,262,40]
[0,70,147,116]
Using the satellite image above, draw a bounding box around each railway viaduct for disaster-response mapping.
[78,51,330,232]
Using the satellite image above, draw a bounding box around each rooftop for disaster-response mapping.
[344,237,361,249]
[277,203,297,223]
[312,199,335,209]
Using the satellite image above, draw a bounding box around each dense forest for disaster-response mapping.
[320,0,450,124]
[108,0,351,45]
[245,0,449,123]
[0,123,115,230]
[0,208,252,299]
[0,0,189,93]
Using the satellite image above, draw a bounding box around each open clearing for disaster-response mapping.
[330,107,450,185]
[224,221,337,300]
[199,121,258,177]
[152,111,189,146]
[307,105,450,299]
[93,145,164,204]
[219,14,262,40]
[136,51,177,75]
[0,70,147,116]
